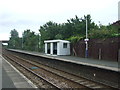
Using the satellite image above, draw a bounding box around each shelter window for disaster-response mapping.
[63,43,67,48]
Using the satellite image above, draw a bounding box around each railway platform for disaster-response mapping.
[9,49,119,72]
[0,55,37,89]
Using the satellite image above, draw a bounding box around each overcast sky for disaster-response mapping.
[0,0,119,40]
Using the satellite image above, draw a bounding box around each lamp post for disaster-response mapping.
[22,33,23,49]
[38,33,41,51]
[84,16,89,58]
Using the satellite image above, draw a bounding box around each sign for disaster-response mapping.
[84,38,89,42]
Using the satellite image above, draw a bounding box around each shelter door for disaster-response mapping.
[53,42,57,55]
[47,43,50,54]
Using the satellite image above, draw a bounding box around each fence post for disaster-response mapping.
[118,49,120,61]
[98,48,102,60]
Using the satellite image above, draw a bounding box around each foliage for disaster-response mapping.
[89,25,119,39]
[10,29,19,37]
[8,29,40,51]
[8,14,119,52]
[67,36,84,43]
[39,14,98,44]
[22,29,39,51]
[8,29,21,49]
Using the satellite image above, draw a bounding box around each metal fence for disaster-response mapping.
[71,37,120,61]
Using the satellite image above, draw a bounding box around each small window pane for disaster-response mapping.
[63,43,67,48]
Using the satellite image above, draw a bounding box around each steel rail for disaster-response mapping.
[3,53,61,89]
[4,51,117,89]
[3,52,90,89]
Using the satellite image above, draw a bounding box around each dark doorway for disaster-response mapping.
[47,43,50,54]
[53,42,57,55]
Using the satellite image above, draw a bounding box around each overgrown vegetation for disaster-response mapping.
[8,29,39,51]
[8,29,21,49]
[89,25,119,39]
[8,14,119,51]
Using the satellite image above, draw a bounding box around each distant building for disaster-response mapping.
[118,1,120,20]
[112,20,120,25]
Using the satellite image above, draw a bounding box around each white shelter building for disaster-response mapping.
[44,40,70,55]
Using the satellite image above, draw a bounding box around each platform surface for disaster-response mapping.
[0,55,37,89]
[9,49,119,72]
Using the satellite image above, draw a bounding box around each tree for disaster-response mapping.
[10,29,18,37]
[8,29,21,49]
[39,15,98,45]
[88,24,119,39]
[22,29,39,51]
[39,21,62,46]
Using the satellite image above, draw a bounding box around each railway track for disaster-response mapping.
[3,53,60,89]
[3,51,90,89]
[3,50,118,89]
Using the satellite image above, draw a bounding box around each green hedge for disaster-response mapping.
[67,36,84,43]
[88,29,119,39]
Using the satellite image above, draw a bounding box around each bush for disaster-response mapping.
[111,33,120,37]
[67,36,84,43]
[88,29,118,39]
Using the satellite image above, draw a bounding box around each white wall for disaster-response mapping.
[58,42,70,55]
[50,43,53,55]
[45,43,47,54]
[57,42,60,55]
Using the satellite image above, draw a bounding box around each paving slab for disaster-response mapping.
[1,55,37,89]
